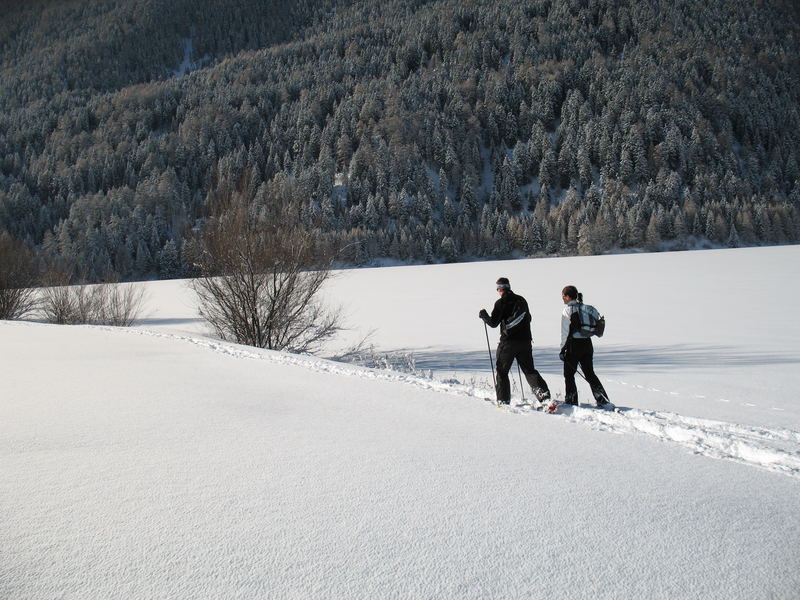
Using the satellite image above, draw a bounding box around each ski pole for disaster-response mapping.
[517,362,525,403]
[483,321,497,390]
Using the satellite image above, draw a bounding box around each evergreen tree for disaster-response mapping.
[0,0,797,276]
[440,236,457,263]
[158,239,182,279]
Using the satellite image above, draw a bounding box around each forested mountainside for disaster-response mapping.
[1,0,798,281]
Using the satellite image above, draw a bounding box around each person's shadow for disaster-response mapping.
[404,344,799,375]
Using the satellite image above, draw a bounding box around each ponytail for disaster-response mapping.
[576,292,583,303]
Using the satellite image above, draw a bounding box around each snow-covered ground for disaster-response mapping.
[2,246,799,599]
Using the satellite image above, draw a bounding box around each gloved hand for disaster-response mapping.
[479,309,489,320]
[559,345,568,361]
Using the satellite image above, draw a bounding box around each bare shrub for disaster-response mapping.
[40,285,98,324]
[40,268,146,326]
[40,266,95,324]
[0,230,39,320]
[335,344,427,377]
[95,281,147,326]
[190,202,341,353]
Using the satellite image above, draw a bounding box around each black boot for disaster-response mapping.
[533,387,551,402]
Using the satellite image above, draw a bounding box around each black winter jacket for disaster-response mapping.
[482,290,532,342]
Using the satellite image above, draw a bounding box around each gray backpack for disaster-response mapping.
[573,302,605,338]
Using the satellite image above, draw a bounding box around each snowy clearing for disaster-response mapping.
[2,246,799,599]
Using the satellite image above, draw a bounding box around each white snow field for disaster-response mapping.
[2,246,799,599]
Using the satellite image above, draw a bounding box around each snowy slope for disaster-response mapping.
[140,245,800,428]
[2,246,799,599]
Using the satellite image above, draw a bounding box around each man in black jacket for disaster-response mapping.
[479,277,551,405]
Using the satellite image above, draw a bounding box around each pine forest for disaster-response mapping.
[1,0,799,281]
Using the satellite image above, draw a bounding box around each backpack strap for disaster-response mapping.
[567,302,582,339]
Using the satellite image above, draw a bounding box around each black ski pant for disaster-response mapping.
[563,338,609,405]
[495,339,550,404]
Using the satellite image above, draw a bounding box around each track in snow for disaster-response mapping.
[505,400,800,478]
[116,326,800,479]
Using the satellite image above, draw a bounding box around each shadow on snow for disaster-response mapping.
[401,344,800,374]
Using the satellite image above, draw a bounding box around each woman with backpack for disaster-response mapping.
[560,285,611,408]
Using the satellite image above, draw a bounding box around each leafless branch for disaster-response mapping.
[191,199,342,353]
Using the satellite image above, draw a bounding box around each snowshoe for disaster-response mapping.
[595,397,614,410]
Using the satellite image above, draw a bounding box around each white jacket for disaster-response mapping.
[560,300,590,346]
